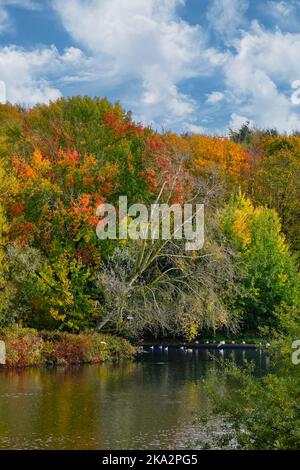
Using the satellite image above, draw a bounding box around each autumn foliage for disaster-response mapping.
[0,98,299,336]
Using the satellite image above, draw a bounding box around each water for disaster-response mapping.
[0,348,268,450]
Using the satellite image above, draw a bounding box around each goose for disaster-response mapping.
[217,341,225,349]
[231,341,235,344]
[180,346,185,350]
[242,341,246,345]
[186,348,193,353]
[150,346,154,350]
[159,345,163,350]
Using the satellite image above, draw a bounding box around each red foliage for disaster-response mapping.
[9,202,25,217]
[104,110,144,139]
[57,149,80,167]
[76,246,100,265]
[13,221,34,245]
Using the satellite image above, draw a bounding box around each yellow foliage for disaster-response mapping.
[233,209,252,246]
[50,308,66,322]
[165,134,248,179]
[190,135,248,177]
[32,149,51,173]
[278,273,288,283]
[182,320,200,342]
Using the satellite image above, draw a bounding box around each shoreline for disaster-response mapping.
[0,327,136,369]
[0,326,271,370]
[140,342,258,350]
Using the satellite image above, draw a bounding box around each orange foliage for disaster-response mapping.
[12,157,37,180]
[164,134,248,180]
[9,202,25,217]
[57,149,80,167]
[141,134,194,203]
[189,135,248,178]
[104,110,144,139]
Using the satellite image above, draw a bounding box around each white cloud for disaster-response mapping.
[223,23,300,133]
[0,6,9,33]
[0,0,38,6]
[206,0,249,43]
[291,80,300,105]
[0,79,6,103]
[52,0,223,130]
[206,91,225,104]
[267,1,300,29]
[0,45,93,105]
[269,0,296,16]
[0,0,40,33]
[229,113,253,131]
[184,123,207,134]
[3,0,300,136]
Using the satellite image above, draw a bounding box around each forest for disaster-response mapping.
[1,96,300,449]
[0,96,299,341]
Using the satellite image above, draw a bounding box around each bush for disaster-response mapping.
[220,193,300,331]
[202,307,300,449]
[0,326,136,368]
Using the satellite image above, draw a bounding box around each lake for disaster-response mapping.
[0,347,268,450]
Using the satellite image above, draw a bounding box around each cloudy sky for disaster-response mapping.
[1,0,300,134]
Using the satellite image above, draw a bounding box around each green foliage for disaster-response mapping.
[0,99,299,336]
[0,98,170,330]
[220,193,300,330]
[252,137,300,252]
[94,207,240,340]
[202,308,300,449]
[0,204,15,325]
[36,254,100,331]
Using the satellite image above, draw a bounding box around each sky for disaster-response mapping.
[0,0,300,134]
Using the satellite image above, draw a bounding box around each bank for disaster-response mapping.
[0,327,136,368]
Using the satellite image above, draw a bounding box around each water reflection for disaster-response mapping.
[0,348,268,450]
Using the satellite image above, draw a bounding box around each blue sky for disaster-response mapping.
[0,0,300,134]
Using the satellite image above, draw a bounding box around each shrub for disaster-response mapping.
[0,327,136,368]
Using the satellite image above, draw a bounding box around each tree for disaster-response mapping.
[94,175,240,340]
[250,136,300,253]
[220,193,300,331]
[202,304,300,449]
[0,204,15,325]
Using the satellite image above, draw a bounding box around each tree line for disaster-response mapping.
[0,97,299,339]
